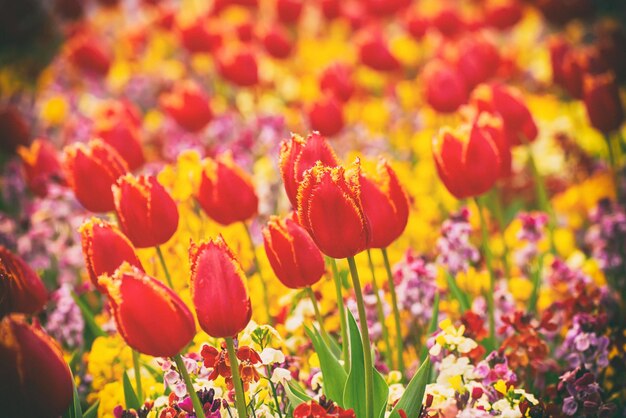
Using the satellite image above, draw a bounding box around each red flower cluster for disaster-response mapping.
[293,400,355,418]
[200,343,261,390]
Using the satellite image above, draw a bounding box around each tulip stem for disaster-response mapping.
[328,257,350,372]
[605,133,621,199]
[381,248,405,377]
[173,354,206,418]
[225,337,249,418]
[366,250,393,369]
[155,246,174,289]
[306,286,332,348]
[474,197,496,350]
[347,256,374,418]
[132,350,143,403]
[242,222,273,326]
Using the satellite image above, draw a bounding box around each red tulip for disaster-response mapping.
[66,32,111,76]
[190,236,252,338]
[433,114,502,199]
[548,35,571,87]
[359,160,410,249]
[405,13,429,40]
[308,95,345,137]
[79,217,143,292]
[178,17,223,54]
[359,32,401,72]
[423,60,468,113]
[583,71,624,134]
[160,80,213,133]
[561,47,607,99]
[235,21,256,43]
[279,132,340,207]
[0,105,30,154]
[263,26,293,59]
[99,264,195,357]
[454,35,500,89]
[320,63,355,102]
[297,160,370,259]
[321,0,341,20]
[484,0,522,30]
[218,49,259,87]
[113,174,179,248]
[263,215,325,289]
[0,315,73,418]
[93,100,145,170]
[63,139,129,213]
[364,0,410,17]
[277,0,303,24]
[197,154,258,226]
[0,246,47,317]
[18,139,64,197]
[432,5,465,38]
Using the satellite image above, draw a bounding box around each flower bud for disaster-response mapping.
[63,139,129,213]
[309,95,345,137]
[423,60,468,114]
[583,71,624,134]
[79,218,143,292]
[0,246,47,317]
[297,160,370,259]
[263,215,325,289]
[359,33,401,72]
[160,80,213,133]
[113,174,179,248]
[197,154,258,226]
[0,315,73,418]
[99,264,195,357]
[190,236,252,338]
[18,138,65,197]
[279,132,339,207]
[263,26,294,59]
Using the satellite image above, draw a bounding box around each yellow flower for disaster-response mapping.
[494,379,509,396]
[448,375,464,393]
[456,267,489,296]
[509,277,533,302]
[40,96,68,126]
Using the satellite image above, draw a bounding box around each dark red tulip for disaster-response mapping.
[0,246,47,318]
[66,32,111,76]
[0,105,30,154]
[423,60,468,113]
[160,80,213,133]
[583,71,624,134]
[18,139,64,197]
[548,35,571,87]
[308,95,345,137]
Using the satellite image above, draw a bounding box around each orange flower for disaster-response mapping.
[0,315,73,418]
[99,264,195,357]
[189,236,252,338]
[0,246,48,317]
[160,80,214,133]
[113,174,179,248]
[359,160,410,249]
[263,215,325,289]
[433,113,502,199]
[297,160,370,259]
[279,132,339,207]
[79,218,143,292]
[197,154,258,226]
[308,95,345,137]
[63,139,128,213]
[18,138,65,197]
[423,60,468,114]
[583,71,624,134]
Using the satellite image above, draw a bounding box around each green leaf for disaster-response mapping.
[123,371,141,410]
[83,401,100,418]
[62,370,82,418]
[389,358,431,418]
[284,380,311,407]
[420,293,440,362]
[444,271,470,312]
[305,325,347,406]
[343,310,388,418]
[71,292,106,338]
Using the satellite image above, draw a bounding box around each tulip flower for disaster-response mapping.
[197,153,258,226]
[432,5,465,38]
[0,315,73,418]
[93,100,145,170]
[218,48,259,87]
[113,174,179,248]
[178,17,223,54]
[583,71,624,135]
[308,95,345,137]
[423,60,468,114]
[454,35,500,89]
[63,139,128,213]
[160,80,213,133]
[263,26,293,59]
[320,63,355,102]
[484,0,522,30]
[280,132,340,207]
[359,32,401,72]
[297,160,370,259]
[79,217,143,292]
[99,264,195,357]
[189,236,252,338]
[18,138,65,197]
[66,32,111,76]
[548,35,571,87]
[0,246,48,317]
[433,114,502,199]
[276,0,303,24]
[0,105,30,154]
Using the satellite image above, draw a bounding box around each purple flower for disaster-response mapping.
[45,283,85,348]
[514,212,548,268]
[436,207,479,275]
[394,251,438,328]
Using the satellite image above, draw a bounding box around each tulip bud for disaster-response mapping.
[308,95,345,137]
[263,215,325,289]
[190,236,252,338]
[93,100,145,170]
[0,315,73,418]
[433,114,502,199]
[405,13,429,40]
[279,132,339,207]
[66,32,111,76]
[359,160,410,248]
[99,264,195,357]
[423,60,468,113]
[63,139,129,213]
[263,26,293,59]
[160,80,213,133]
[0,246,48,318]
[197,154,258,226]
[218,49,259,87]
[297,160,370,259]
[359,33,401,72]
[79,218,143,292]
[320,63,355,102]
[18,139,64,197]
[276,0,303,24]
[113,174,179,248]
[548,35,570,87]
[178,18,223,54]
[583,71,624,134]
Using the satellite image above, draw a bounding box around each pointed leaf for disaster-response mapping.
[420,293,439,362]
[62,370,83,418]
[305,325,347,406]
[83,401,100,418]
[389,358,431,418]
[123,371,140,410]
[284,380,311,407]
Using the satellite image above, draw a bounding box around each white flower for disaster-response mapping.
[271,367,292,385]
[261,347,286,365]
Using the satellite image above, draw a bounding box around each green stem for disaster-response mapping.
[155,246,174,288]
[306,286,332,347]
[328,257,350,372]
[173,354,206,418]
[474,197,496,350]
[132,350,143,403]
[381,248,405,376]
[265,366,284,418]
[489,189,512,279]
[225,337,248,418]
[366,250,393,369]
[242,222,273,326]
[347,256,374,418]
[605,133,621,200]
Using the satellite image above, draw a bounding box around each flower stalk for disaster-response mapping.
[474,197,496,350]
[305,286,332,348]
[381,248,405,375]
[173,354,206,418]
[155,245,174,288]
[225,337,248,418]
[366,250,393,368]
[328,257,350,371]
[132,350,143,403]
[242,222,272,325]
